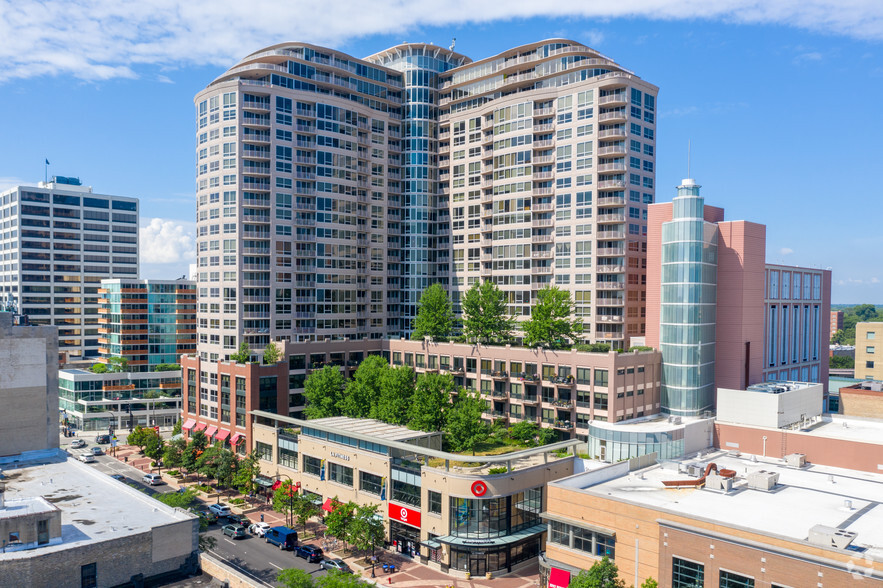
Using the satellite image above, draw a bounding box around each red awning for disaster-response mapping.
[181,419,196,431]
[322,498,339,513]
[271,480,282,491]
[549,568,571,588]
[229,432,243,446]
[194,422,207,431]
[204,425,218,438]
[215,429,230,441]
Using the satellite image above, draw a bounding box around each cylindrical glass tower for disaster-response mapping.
[659,179,718,416]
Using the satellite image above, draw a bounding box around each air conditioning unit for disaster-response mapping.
[747,470,779,491]
[705,472,733,493]
[808,525,857,550]
[785,453,806,468]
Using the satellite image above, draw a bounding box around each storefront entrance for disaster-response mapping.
[390,520,420,558]
[469,553,487,576]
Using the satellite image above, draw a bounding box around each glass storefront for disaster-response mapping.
[449,537,540,575]
[390,520,420,558]
[448,487,542,539]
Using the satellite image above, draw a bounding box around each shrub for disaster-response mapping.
[166,470,181,477]
[573,343,611,353]
[628,345,654,352]
[488,466,509,475]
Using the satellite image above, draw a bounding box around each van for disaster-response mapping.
[142,473,163,486]
[265,526,298,550]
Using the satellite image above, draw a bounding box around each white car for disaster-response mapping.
[70,439,86,449]
[208,503,232,517]
[249,522,271,537]
[78,452,95,463]
[142,473,164,486]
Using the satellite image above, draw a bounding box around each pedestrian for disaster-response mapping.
[260,513,264,522]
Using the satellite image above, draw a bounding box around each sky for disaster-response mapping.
[1,1,881,303]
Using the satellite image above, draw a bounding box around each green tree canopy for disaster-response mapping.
[230,341,252,363]
[107,356,129,373]
[508,420,540,445]
[153,363,181,372]
[641,578,659,588]
[372,365,415,425]
[232,451,262,495]
[273,480,299,527]
[162,437,187,470]
[292,492,320,534]
[570,556,626,588]
[90,363,108,373]
[343,355,387,418]
[277,569,315,588]
[316,572,368,587]
[144,430,166,464]
[181,430,209,476]
[523,286,583,349]
[172,418,183,436]
[412,283,454,340]
[126,426,158,451]
[263,341,282,364]
[324,500,357,551]
[347,503,385,554]
[408,372,455,432]
[155,488,198,509]
[303,365,346,419]
[461,280,514,344]
[444,389,489,454]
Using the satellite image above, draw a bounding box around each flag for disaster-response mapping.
[380,477,386,501]
[45,159,50,165]
[320,459,326,481]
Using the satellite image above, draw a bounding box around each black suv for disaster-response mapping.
[95,434,111,444]
[226,513,251,527]
[296,544,324,563]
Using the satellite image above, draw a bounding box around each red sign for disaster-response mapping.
[471,480,488,497]
[549,567,571,588]
[388,503,421,528]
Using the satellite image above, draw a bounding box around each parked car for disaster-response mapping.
[296,544,324,563]
[78,452,95,463]
[190,507,218,524]
[90,446,103,456]
[321,558,353,574]
[70,439,86,449]
[95,434,111,444]
[248,522,270,537]
[110,474,126,481]
[208,503,232,517]
[226,513,250,527]
[222,524,247,539]
[265,526,298,550]
[142,473,163,486]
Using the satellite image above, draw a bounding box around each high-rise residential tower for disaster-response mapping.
[0,177,139,359]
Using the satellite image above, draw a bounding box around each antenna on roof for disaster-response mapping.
[687,139,692,178]
[449,37,456,52]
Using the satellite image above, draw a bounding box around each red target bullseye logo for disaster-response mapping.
[471,481,488,497]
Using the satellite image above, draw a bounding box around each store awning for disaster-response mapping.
[420,538,441,550]
[194,422,207,431]
[272,480,282,491]
[435,523,546,548]
[255,476,274,488]
[229,432,243,446]
[182,418,196,431]
[549,568,571,588]
[215,429,230,441]
[322,498,340,513]
[204,425,218,438]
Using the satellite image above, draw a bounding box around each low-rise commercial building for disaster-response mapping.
[58,368,183,431]
[838,380,883,418]
[856,322,883,380]
[541,451,883,587]
[250,414,579,578]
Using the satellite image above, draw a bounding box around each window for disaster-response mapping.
[720,570,754,588]
[328,462,353,487]
[428,490,442,514]
[81,563,98,588]
[594,369,609,387]
[672,557,704,588]
[868,331,877,340]
[392,480,421,507]
[867,361,875,369]
[867,346,876,354]
[255,442,273,462]
[360,471,383,496]
[304,455,322,477]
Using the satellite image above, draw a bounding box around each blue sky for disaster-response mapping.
[1,1,881,302]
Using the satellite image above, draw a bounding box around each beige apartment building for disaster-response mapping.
[855,322,883,380]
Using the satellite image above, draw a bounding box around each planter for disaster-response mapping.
[486,572,492,579]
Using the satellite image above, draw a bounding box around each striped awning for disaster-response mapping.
[215,429,230,441]
[182,419,196,430]
[205,425,218,438]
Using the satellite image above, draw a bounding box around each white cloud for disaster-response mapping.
[779,247,794,255]
[0,176,27,191]
[2,0,883,82]
[139,218,196,264]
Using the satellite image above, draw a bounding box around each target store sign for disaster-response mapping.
[388,503,421,528]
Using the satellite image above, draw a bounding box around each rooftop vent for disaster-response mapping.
[747,470,779,491]
[808,525,857,550]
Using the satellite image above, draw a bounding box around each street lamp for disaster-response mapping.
[371,537,376,578]
[273,473,294,528]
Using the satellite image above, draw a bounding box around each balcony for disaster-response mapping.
[597,163,626,173]
[598,145,627,156]
[531,266,552,274]
[596,282,624,290]
[598,127,627,139]
[531,234,553,244]
[597,195,626,206]
[599,94,627,106]
[492,371,508,380]
[596,315,624,323]
[598,180,626,190]
[599,110,627,123]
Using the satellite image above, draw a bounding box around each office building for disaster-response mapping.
[646,178,831,416]
[831,309,844,336]
[0,177,139,359]
[97,278,196,371]
[0,311,59,458]
[855,322,883,380]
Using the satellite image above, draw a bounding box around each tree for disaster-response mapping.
[324,500,357,552]
[316,572,368,588]
[347,503,385,556]
[292,493,320,535]
[182,430,209,480]
[569,556,625,588]
[163,437,186,470]
[273,480,299,527]
[196,444,224,484]
[91,362,108,373]
[854,304,878,322]
[408,372,454,432]
[277,569,315,588]
[461,280,513,344]
[230,341,252,363]
[214,448,239,490]
[445,389,489,454]
[232,451,262,495]
[537,427,558,446]
[343,355,387,418]
[263,341,282,364]
[508,421,540,445]
[155,488,198,509]
[153,363,181,372]
[372,366,415,425]
[412,283,453,340]
[641,578,659,588]
[831,355,854,369]
[107,356,129,373]
[304,365,346,419]
[172,417,183,436]
[127,426,154,451]
[523,286,583,349]
[144,430,166,470]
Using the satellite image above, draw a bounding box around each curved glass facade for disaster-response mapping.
[659,180,717,416]
[588,423,685,461]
